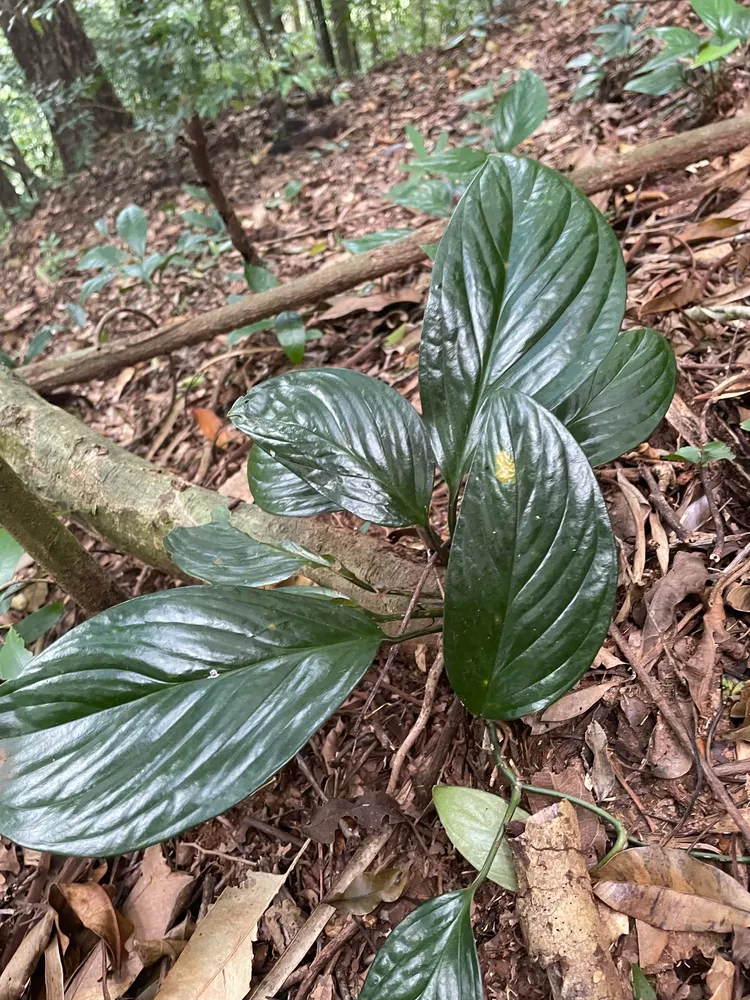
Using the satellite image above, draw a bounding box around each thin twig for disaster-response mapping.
[387,651,444,796]
[700,463,725,561]
[639,463,690,541]
[609,623,750,845]
[92,307,158,345]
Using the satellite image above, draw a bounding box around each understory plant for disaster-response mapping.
[0,153,677,993]
[568,3,647,101]
[625,0,750,97]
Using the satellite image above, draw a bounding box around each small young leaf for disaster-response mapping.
[632,965,658,1000]
[227,318,274,347]
[444,389,617,720]
[163,521,331,586]
[247,447,340,517]
[23,326,56,364]
[456,81,496,103]
[244,264,280,292]
[80,272,115,304]
[229,369,435,527]
[419,153,625,495]
[77,246,126,271]
[691,37,740,66]
[358,890,481,1000]
[553,329,676,467]
[0,587,383,854]
[66,303,87,329]
[0,628,31,681]
[0,530,23,586]
[665,446,703,464]
[492,70,549,152]
[14,601,64,644]
[342,229,414,254]
[405,148,488,177]
[701,440,735,462]
[284,179,303,201]
[274,311,307,364]
[404,123,427,159]
[116,204,148,257]
[433,786,529,890]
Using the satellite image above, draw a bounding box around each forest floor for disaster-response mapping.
[5,0,750,996]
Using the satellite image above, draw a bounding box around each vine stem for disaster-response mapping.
[470,754,522,891]
[488,724,628,871]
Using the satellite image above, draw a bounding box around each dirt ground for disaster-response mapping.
[4,0,750,996]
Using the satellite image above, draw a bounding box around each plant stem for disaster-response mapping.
[388,624,443,642]
[0,455,125,617]
[488,724,628,870]
[470,759,522,891]
[417,524,450,564]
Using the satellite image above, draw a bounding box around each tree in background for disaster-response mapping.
[306,0,337,70]
[0,0,132,173]
[330,0,355,74]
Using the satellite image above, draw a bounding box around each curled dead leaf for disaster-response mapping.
[51,882,133,969]
[328,868,408,915]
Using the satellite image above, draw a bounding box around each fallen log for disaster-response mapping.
[0,368,429,607]
[17,116,750,394]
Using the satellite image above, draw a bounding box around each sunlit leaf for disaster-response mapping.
[405,148,488,177]
[444,389,617,719]
[387,178,454,217]
[0,587,383,854]
[433,786,529,890]
[229,369,434,527]
[77,246,126,271]
[116,204,148,257]
[274,310,306,364]
[0,628,31,681]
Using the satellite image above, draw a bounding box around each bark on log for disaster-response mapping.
[0,369,429,608]
[510,800,628,1000]
[17,116,750,394]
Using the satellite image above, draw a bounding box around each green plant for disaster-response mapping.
[568,3,647,101]
[625,0,750,98]
[386,71,548,219]
[36,232,76,283]
[666,440,735,464]
[0,153,677,989]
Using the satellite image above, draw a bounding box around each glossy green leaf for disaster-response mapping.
[0,628,31,681]
[444,389,617,720]
[229,369,434,527]
[387,179,454,217]
[456,81,496,103]
[625,66,684,95]
[630,27,700,74]
[553,329,676,467]
[244,264,280,292]
[163,520,332,585]
[492,70,548,152]
[0,530,23,587]
[692,37,740,66]
[433,786,529,890]
[572,67,605,101]
[274,311,307,364]
[0,586,383,855]
[419,153,625,494]
[116,204,148,257]
[692,0,750,41]
[77,245,126,271]
[405,148,488,177]
[666,445,703,464]
[342,229,415,254]
[358,890,481,1000]
[247,446,340,517]
[14,602,64,644]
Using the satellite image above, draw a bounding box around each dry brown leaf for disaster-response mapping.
[594,847,750,931]
[642,551,709,657]
[65,845,193,1000]
[641,279,702,316]
[317,289,422,321]
[0,909,56,1000]
[727,585,750,611]
[0,843,19,874]
[540,680,620,723]
[680,216,744,242]
[190,408,240,450]
[133,938,188,964]
[648,511,670,576]
[53,882,133,968]
[615,472,649,584]
[585,720,616,800]
[2,300,35,328]
[680,597,727,720]
[309,975,335,1000]
[637,919,722,973]
[44,935,64,1000]
[636,920,669,969]
[647,714,693,779]
[156,873,286,1000]
[528,766,606,862]
[218,467,253,504]
[706,955,734,1000]
[328,868,408,915]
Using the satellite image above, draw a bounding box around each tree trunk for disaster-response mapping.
[0,163,20,211]
[0,0,132,174]
[256,0,284,36]
[292,0,303,32]
[240,0,274,57]
[0,110,39,197]
[330,0,355,74]
[367,0,380,60]
[307,0,337,70]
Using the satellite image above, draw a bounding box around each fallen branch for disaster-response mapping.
[18,117,750,393]
[511,800,626,1000]
[0,369,430,608]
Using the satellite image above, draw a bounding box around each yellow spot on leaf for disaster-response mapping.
[494,450,516,484]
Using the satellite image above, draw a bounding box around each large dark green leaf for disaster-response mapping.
[163,520,334,585]
[692,0,750,41]
[492,70,549,152]
[358,890,481,1000]
[553,329,676,467]
[247,447,340,517]
[229,369,434,527]
[444,389,617,720]
[419,153,625,495]
[0,587,383,855]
